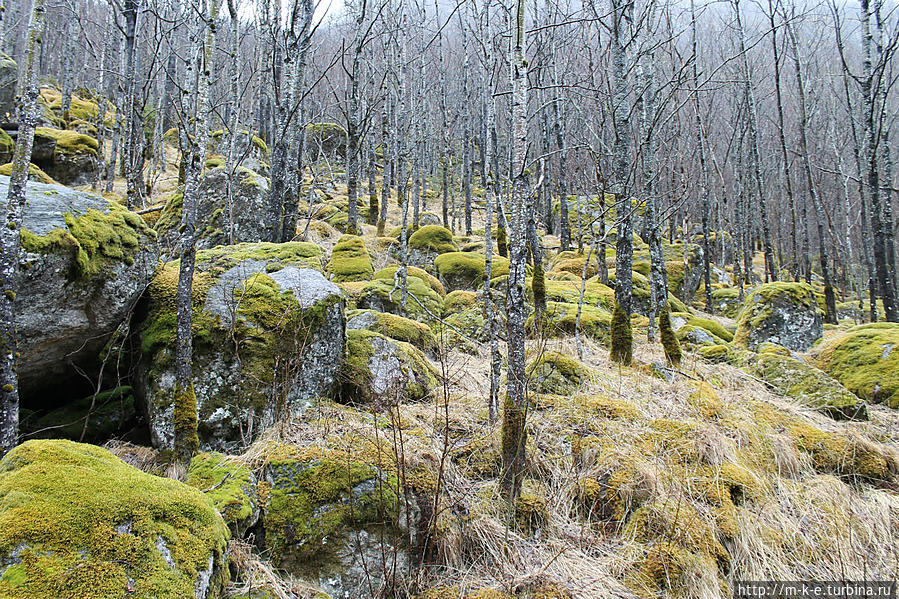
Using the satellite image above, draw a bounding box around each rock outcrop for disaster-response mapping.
[0,175,157,399]
[156,166,270,250]
[734,282,823,352]
[816,323,899,409]
[135,242,344,451]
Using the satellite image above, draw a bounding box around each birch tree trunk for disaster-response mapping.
[786,18,837,324]
[734,0,776,282]
[500,0,528,503]
[0,0,44,455]
[174,0,218,462]
[610,0,633,365]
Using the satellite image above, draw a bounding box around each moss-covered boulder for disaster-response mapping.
[434,251,510,292]
[748,352,867,420]
[537,301,611,341]
[373,264,446,297]
[0,440,230,599]
[394,225,458,269]
[0,175,157,400]
[259,444,404,597]
[156,167,270,249]
[734,282,823,352]
[710,287,741,318]
[606,269,690,316]
[816,323,899,409]
[632,240,705,304]
[670,312,734,342]
[339,329,439,404]
[357,276,443,320]
[0,129,13,164]
[208,129,269,175]
[327,234,373,282]
[187,452,259,535]
[29,126,100,185]
[0,161,58,184]
[527,351,588,395]
[135,242,344,451]
[347,309,438,355]
[305,122,348,158]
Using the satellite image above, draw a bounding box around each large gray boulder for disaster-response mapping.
[156,167,270,249]
[0,175,157,399]
[135,242,344,452]
[29,127,100,185]
[734,282,823,352]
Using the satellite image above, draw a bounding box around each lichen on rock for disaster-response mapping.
[136,243,344,451]
[734,282,823,352]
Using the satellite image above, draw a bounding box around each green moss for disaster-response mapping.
[734,282,819,348]
[34,126,99,156]
[0,162,58,184]
[327,234,373,283]
[434,252,510,290]
[659,308,682,367]
[20,200,154,279]
[544,280,615,311]
[408,225,457,254]
[373,265,446,297]
[671,312,733,342]
[698,344,732,364]
[816,323,899,408]
[359,277,443,320]
[550,251,598,278]
[751,352,864,418]
[340,329,438,403]
[514,479,549,534]
[261,444,397,562]
[443,290,477,313]
[186,452,255,529]
[173,382,198,463]
[527,351,588,394]
[0,130,14,156]
[0,439,229,599]
[610,302,633,366]
[26,386,134,442]
[535,301,611,341]
[348,309,438,354]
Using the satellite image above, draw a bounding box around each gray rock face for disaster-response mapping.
[159,167,270,249]
[209,130,270,175]
[136,247,344,452]
[735,282,823,352]
[672,243,704,304]
[29,128,100,186]
[0,175,157,399]
[0,54,15,125]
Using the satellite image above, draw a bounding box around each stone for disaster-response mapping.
[156,167,270,250]
[0,175,157,400]
[0,440,230,599]
[340,329,439,405]
[135,242,344,451]
[734,282,823,352]
[816,323,899,409]
[0,54,16,126]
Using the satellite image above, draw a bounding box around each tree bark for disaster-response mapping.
[0,0,45,455]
